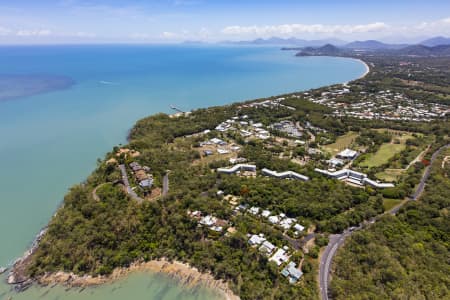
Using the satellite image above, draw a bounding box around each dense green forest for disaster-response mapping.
[331,147,450,299]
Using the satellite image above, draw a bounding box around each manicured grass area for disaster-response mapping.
[383,198,402,212]
[322,132,359,156]
[375,169,404,182]
[359,143,406,168]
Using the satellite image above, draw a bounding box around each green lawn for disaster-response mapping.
[383,198,402,212]
[375,169,404,182]
[359,143,406,168]
[323,132,359,156]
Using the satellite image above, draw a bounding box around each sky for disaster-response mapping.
[0,0,449,44]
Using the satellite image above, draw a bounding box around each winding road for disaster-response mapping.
[319,144,449,300]
[162,172,169,197]
[119,164,144,202]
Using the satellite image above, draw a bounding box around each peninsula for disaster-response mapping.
[7,49,449,300]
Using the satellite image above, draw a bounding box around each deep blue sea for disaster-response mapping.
[0,45,366,299]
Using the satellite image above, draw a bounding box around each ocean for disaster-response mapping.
[0,44,366,299]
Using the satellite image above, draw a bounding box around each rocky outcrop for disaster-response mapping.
[16,259,239,300]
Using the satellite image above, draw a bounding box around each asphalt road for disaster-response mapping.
[319,144,449,300]
[410,144,449,201]
[319,230,354,300]
[162,172,169,196]
[119,164,143,202]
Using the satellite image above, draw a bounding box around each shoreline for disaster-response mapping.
[357,58,370,79]
[18,259,239,300]
[7,53,371,300]
[343,57,370,85]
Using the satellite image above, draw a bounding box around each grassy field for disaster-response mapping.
[322,132,359,156]
[383,198,402,212]
[359,143,406,168]
[376,169,404,182]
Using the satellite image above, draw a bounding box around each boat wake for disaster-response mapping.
[99,80,117,85]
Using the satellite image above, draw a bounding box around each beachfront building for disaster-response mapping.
[261,168,309,181]
[315,168,395,188]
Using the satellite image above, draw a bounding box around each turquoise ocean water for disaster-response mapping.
[0,45,365,299]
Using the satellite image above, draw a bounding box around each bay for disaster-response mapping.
[0,44,366,299]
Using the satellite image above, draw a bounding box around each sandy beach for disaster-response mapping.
[356,58,370,78]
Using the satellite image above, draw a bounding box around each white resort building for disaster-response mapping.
[261,168,309,181]
[217,164,257,174]
[315,168,394,188]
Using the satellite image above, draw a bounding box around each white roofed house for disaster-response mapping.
[210,226,223,232]
[268,215,280,224]
[259,240,276,255]
[336,148,358,160]
[281,262,303,284]
[293,224,305,232]
[139,178,153,189]
[199,215,217,226]
[269,248,290,266]
[210,137,227,145]
[249,206,260,215]
[261,210,271,218]
[279,217,295,230]
[217,148,230,154]
[328,158,344,168]
[248,234,266,246]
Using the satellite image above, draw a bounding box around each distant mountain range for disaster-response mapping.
[419,36,450,47]
[343,40,408,50]
[215,36,450,50]
[293,43,450,57]
[221,37,347,47]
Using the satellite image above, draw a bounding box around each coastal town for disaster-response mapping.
[304,86,449,122]
[4,46,449,300]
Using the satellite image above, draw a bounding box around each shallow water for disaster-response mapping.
[0,44,366,299]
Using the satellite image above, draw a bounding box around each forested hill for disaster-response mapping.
[294,44,450,57]
[331,146,450,299]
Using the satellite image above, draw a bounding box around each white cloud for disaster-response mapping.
[0,26,11,35]
[74,31,96,38]
[130,32,152,40]
[16,29,52,37]
[221,22,389,36]
[414,17,450,31]
[197,27,210,39]
[161,31,178,39]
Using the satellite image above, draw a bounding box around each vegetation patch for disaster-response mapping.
[359,143,406,168]
[382,198,402,211]
[331,148,450,300]
[375,169,404,182]
[322,132,359,156]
